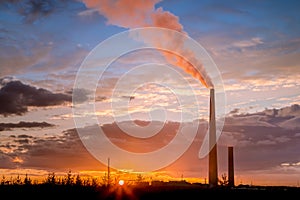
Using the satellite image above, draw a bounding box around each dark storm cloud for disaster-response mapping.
[0,121,54,131]
[0,79,72,116]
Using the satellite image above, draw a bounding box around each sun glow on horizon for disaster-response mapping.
[118,179,125,186]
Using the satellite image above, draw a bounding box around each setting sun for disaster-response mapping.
[118,180,125,186]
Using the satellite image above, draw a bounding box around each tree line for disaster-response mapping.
[0,170,105,187]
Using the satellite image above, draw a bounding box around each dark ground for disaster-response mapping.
[1,184,300,199]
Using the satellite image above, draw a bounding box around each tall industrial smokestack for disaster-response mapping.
[209,88,218,187]
[228,146,234,187]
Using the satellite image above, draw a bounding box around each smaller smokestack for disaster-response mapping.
[228,146,234,187]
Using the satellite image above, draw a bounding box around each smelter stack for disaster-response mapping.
[209,88,218,187]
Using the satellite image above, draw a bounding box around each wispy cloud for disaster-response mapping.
[232,37,263,48]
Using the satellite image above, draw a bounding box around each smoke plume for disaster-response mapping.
[81,0,213,88]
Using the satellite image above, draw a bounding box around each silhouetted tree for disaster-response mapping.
[82,177,88,186]
[58,177,64,185]
[13,175,22,185]
[46,172,57,185]
[91,178,98,188]
[101,173,108,186]
[75,174,82,186]
[65,170,74,185]
[219,173,229,186]
[1,175,7,185]
[24,174,32,185]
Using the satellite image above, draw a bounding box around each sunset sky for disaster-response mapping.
[0,0,300,186]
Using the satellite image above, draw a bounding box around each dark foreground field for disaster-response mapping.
[1,184,300,199]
